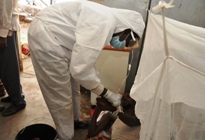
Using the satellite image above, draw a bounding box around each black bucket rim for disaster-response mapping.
[15,123,57,140]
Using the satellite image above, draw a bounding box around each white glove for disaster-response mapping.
[103,90,122,108]
[91,84,122,107]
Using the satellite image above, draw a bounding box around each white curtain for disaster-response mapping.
[130,13,205,140]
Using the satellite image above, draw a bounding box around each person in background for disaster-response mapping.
[0,80,6,97]
[0,0,26,116]
[87,93,141,140]
[0,105,5,113]
[27,1,145,139]
[0,80,6,113]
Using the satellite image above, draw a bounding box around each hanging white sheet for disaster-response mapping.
[130,13,205,140]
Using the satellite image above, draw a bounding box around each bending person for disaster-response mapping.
[28,1,145,139]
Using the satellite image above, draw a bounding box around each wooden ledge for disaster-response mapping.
[103,46,131,52]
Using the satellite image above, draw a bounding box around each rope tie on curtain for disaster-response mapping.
[152,0,175,57]
[152,0,205,76]
[144,2,175,139]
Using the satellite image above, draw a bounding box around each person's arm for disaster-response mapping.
[70,7,114,91]
[118,112,140,127]
[69,5,123,107]
[87,106,113,138]
[88,97,118,138]
[96,97,117,112]
[97,96,141,127]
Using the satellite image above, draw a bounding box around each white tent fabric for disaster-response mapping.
[130,12,205,140]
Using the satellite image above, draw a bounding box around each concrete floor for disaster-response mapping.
[0,57,91,140]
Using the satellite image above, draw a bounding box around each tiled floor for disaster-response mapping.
[0,57,91,140]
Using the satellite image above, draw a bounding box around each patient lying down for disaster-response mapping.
[87,92,141,140]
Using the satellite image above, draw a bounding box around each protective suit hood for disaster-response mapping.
[111,8,145,38]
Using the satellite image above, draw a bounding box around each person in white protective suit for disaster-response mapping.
[28,0,145,139]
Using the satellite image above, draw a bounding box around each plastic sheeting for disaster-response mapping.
[130,12,205,140]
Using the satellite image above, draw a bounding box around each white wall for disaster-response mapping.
[95,50,129,94]
[150,0,205,28]
[91,50,129,105]
[90,0,205,28]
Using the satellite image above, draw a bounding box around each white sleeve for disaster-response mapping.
[70,6,115,91]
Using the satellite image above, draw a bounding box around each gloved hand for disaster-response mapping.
[103,90,122,108]
[96,97,117,112]
[91,84,122,107]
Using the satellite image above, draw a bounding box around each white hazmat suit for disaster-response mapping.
[28,0,144,139]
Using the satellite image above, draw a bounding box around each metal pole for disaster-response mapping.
[135,0,152,75]
[124,0,153,93]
